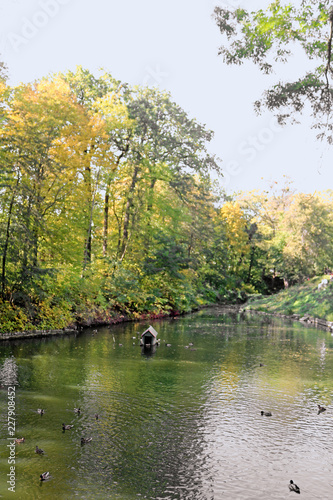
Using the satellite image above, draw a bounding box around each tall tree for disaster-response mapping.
[0,78,87,299]
[113,85,221,262]
[60,67,131,267]
[280,192,333,279]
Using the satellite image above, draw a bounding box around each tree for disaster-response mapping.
[237,180,294,282]
[213,1,333,142]
[113,85,221,262]
[59,67,126,269]
[0,57,7,82]
[0,67,225,330]
[236,186,333,284]
[0,77,90,300]
[219,201,252,288]
[280,191,333,280]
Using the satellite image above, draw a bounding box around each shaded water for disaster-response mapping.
[1,307,333,499]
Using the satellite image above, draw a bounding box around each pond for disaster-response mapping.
[0,307,333,499]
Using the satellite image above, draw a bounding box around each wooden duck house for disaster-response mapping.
[140,326,159,347]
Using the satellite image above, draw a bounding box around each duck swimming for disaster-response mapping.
[39,472,50,481]
[62,423,74,430]
[289,480,300,493]
[318,404,326,414]
[261,411,272,416]
[35,445,44,454]
[81,437,92,445]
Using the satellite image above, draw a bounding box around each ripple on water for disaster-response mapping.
[1,311,333,499]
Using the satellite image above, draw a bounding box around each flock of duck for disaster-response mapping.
[260,403,327,494]
[15,407,98,482]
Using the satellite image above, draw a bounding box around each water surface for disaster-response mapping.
[1,308,333,499]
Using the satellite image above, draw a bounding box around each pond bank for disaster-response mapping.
[0,307,210,341]
[0,304,246,341]
[3,302,332,342]
[242,307,333,333]
[0,311,147,341]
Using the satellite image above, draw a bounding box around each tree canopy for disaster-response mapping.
[1,64,333,333]
[213,0,333,142]
[0,67,225,331]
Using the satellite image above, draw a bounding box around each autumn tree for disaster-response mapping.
[281,191,333,280]
[0,67,224,329]
[110,85,221,263]
[0,78,90,301]
[217,200,252,291]
[237,180,294,283]
[236,186,333,284]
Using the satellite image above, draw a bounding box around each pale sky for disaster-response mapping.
[1,0,332,195]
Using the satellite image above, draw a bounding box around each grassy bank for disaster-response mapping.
[245,275,333,321]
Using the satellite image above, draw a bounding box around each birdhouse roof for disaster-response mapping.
[141,326,158,338]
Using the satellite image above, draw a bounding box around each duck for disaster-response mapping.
[261,411,272,416]
[39,472,50,481]
[15,438,25,444]
[318,404,326,414]
[37,409,44,415]
[74,407,81,414]
[81,437,92,445]
[288,480,300,494]
[35,445,44,454]
[62,423,74,430]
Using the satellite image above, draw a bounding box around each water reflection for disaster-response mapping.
[0,309,333,498]
[141,344,157,357]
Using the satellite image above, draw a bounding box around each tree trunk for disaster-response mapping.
[144,177,156,253]
[118,165,140,261]
[102,148,129,259]
[83,168,101,272]
[1,192,15,299]
[103,190,109,257]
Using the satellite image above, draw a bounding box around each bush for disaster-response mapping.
[0,301,33,333]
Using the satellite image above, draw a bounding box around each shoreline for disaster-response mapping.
[1,303,332,342]
[0,304,243,341]
[242,307,333,333]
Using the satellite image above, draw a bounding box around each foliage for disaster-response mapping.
[219,201,251,277]
[213,1,333,142]
[238,187,333,284]
[0,68,224,332]
[0,301,33,333]
[1,64,333,333]
[245,275,333,321]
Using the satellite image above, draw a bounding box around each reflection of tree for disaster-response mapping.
[319,340,326,370]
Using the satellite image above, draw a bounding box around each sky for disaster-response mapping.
[0,0,332,195]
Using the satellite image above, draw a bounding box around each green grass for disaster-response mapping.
[245,276,333,321]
